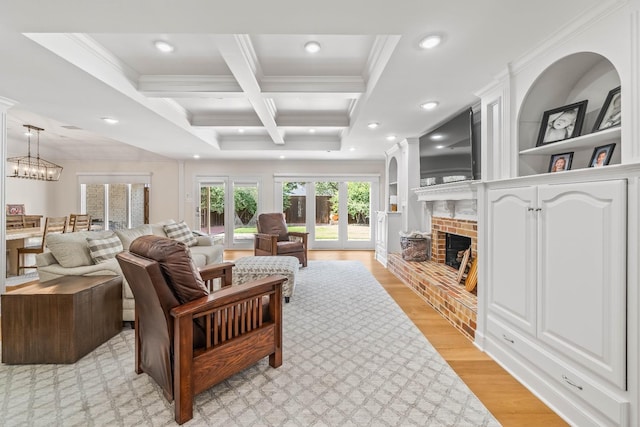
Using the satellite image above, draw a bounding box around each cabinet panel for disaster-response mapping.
[488,316,630,427]
[487,186,537,335]
[537,180,626,389]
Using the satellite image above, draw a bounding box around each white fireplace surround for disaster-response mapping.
[413,180,478,223]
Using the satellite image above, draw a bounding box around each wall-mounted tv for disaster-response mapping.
[419,106,480,186]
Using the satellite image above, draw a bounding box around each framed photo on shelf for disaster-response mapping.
[6,204,25,215]
[592,86,621,132]
[588,143,615,168]
[536,100,588,147]
[548,152,574,173]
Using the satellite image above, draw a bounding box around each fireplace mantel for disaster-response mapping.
[413,180,478,202]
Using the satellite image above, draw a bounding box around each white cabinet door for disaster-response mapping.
[537,180,627,389]
[487,186,537,335]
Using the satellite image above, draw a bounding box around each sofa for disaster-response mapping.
[36,220,224,322]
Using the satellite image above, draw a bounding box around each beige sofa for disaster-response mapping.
[36,220,224,322]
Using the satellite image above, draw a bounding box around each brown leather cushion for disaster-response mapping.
[129,235,208,304]
[276,240,304,254]
[258,213,289,242]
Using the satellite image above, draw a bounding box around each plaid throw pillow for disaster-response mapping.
[86,233,123,264]
[163,221,198,247]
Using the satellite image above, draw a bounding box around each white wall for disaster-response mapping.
[5,178,50,216]
[5,157,385,228]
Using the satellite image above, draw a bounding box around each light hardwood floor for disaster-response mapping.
[226,249,569,427]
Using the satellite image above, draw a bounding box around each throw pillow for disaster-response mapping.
[87,232,124,264]
[46,230,114,268]
[163,221,198,247]
[115,224,152,250]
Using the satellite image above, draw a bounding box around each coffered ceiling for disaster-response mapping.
[0,0,602,162]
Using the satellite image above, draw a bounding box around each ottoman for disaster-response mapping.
[232,256,299,302]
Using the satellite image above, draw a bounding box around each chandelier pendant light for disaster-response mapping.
[7,124,63,181]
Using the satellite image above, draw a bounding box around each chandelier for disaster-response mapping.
[7,124,63,181]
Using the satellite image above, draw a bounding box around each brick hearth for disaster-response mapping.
[387,253,477,341]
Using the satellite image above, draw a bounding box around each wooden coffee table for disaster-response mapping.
[1,275,122,364]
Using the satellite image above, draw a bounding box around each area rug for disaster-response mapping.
[0,261,500,426]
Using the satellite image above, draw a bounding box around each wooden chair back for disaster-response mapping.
[68,214,91,232]
[17,216,67,273]
[43,216,68,248]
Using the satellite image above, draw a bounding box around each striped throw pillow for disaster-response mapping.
[163,221,198,247]
[86,233,123,264]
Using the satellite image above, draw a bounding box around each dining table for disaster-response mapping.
[5,227,43,277]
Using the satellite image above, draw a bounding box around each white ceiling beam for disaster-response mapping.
[138,75,243,97]
[345,34,401,133]
[276,113,349,127]
[219,135,341,151]
[215,34,284,144]
[261,76,365,98]
[191,113,263,127]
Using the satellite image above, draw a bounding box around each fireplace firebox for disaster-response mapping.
[445,234,471,269]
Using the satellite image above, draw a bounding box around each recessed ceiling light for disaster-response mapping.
[154,40,175,53]
[430,134,444,140]
[101,117,119,124]
[304,41,321,53]
[193,154,200,159]
[279,155,286,159]
[386,135,397,141]
[238,128,245,133]
[368,122,379,129]
[349,147,356,152]
[419,35,442,49]
[309,128,316,133]
[436,145,444,149]
[420,101,439,111]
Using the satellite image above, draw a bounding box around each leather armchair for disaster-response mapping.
[116,235,284,424]
[254,212,308,267]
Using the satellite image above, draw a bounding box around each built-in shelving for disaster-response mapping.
[517,53,621,176]
[519,127,620,156]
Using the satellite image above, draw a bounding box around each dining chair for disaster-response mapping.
[68,213,91,232]
[17,216,67,273]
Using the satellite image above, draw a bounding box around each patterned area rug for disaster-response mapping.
[0,261,500,426]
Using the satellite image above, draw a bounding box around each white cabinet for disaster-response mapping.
[486,179,628,425]
[487,186,537,335]
[375,211,402,267]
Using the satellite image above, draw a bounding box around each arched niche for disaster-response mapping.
[517,52,621,176]
[387,155,398,210]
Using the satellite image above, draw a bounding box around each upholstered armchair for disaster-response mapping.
[116,235,284,425]
[254,212,308,267]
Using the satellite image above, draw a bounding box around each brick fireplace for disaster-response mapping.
[430,216,477,264]
[387,182,479,341]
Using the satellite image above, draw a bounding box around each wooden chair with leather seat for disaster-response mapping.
[17,216,67,273]
[116,235,284,425]
[254,212,309,267]
[68,213,91,232]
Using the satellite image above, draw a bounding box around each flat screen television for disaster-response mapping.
[419,106,480,186]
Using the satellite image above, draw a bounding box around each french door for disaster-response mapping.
[276,176,378,250]
[197,177,260,249]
